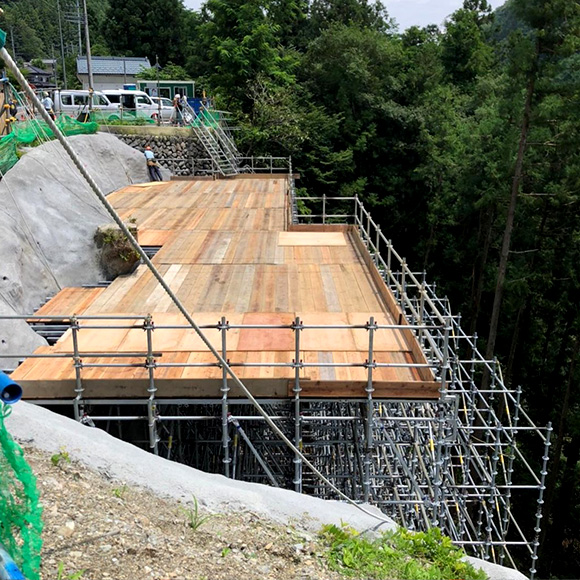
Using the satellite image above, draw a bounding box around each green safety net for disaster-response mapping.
[0,133,18,175]
[0,403,43,580]
[192,108,220,129]
[11,115,98,145]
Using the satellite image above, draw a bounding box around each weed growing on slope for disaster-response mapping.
[180,495,213,531]
[50,448,71,468]
[320,525,487,580]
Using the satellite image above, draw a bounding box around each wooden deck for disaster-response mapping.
[13,177,439,400]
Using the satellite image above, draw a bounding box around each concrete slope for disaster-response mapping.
[7,402,395,535]
[0,132,149,368]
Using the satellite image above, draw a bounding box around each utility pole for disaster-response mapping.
[156,55,161,126]
[56,0,68,89]
[81,0,93,94]
[10,27,15,59]
[76,0,82,55]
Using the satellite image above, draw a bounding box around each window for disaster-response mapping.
[61,95,72,105]
[74,95,88,106]
[159,88,171,99]
[106,94,121,104]
[93,94,109,106]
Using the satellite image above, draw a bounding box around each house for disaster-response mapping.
[24,63,55,90]
[76,56,151,91]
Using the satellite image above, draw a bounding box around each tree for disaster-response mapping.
[189,0,297,110]
[441,2,493,85]
[103,0,187,65]
[136,62,189,80]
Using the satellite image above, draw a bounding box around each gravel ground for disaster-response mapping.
[26,447,341,580]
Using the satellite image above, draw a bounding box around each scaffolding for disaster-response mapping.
[0,175,551,578]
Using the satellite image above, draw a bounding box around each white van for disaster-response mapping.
[53,90,119,116]
[101,89,158,120]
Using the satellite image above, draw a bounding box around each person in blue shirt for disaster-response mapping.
[143,146,162,181]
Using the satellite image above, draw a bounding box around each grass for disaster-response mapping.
[319,525,487,580]
[50,448,71,468]
[181,495,213,531]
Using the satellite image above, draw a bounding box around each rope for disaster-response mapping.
[0,47,392,526]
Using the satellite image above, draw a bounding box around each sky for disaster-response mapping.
[181,0,506,31]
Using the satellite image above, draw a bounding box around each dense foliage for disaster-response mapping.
[1,0,579,576]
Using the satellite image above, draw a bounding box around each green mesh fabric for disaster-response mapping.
[192,109,220,129]
[0,134,18,175]
[0,403,43,580]
[12,115,98,145]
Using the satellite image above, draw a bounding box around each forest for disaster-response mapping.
[1,0,579,577]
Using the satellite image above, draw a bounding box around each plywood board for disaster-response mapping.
[278,232,346,246]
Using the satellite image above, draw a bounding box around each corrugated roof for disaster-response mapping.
[76,56,151,76]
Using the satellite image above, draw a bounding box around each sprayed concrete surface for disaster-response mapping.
[7,403,528,580]
[0,132,155,369]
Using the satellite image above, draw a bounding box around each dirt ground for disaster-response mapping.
[24,447,341,580]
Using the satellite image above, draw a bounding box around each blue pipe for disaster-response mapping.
[0,372,22,405]
[0,544,25,580]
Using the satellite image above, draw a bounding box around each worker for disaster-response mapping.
[41,91,55,120]
[172,92,183,126]
[144,146,163,181]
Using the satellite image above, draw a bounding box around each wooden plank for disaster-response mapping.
[237,313,295,351]
[295,380,440,399]
[278,232,347,246]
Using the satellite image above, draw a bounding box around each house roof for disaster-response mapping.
[76,56,151,76]
[25,64,52,75]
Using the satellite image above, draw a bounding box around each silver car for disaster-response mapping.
[150,97,175,123]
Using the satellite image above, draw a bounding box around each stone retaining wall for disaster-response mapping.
[103,127,212,176]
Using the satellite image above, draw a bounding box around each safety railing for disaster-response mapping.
[290,191,552,576]
[154,156,291,177]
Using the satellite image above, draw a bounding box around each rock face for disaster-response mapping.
[0,132,151,369]
[94,223,140,280]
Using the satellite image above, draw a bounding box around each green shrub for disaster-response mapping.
[320,525,487,580]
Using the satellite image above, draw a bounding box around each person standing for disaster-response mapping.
[144,146,163,181]
[41,91,56,120]
[172,92,183,126]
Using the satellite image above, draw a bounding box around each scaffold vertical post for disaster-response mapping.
[322,194,326,224]
[293,316,303,493]
[220,316,231,477]
[375,226,380,266]
[145,314,159,455]
[71,315,84,422]
[530,422,552,580]
[364,316,376,503]
[401,259,407,305]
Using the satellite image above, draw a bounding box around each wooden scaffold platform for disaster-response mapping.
[12,176,439,400]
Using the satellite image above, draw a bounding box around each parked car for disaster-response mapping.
[150,96,174,122]
[101,89,158,121]
[53,90,119,117]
